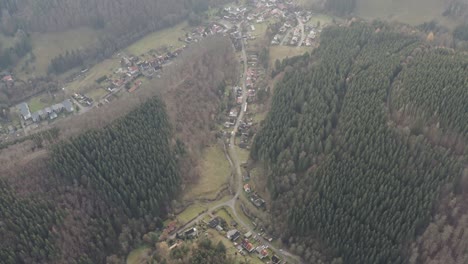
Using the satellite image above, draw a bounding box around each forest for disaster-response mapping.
[0,96,181,264]
[252,22,467,263]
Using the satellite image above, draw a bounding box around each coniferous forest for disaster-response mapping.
[52,97,180,220]
[252,22,467,263]
[0,96,181,264]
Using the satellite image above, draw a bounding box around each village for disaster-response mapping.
[0,0,331,145]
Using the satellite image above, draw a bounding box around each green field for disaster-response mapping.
[307,14,335,27]
[14,27,101,78]
[183,145,231,200]
[65,58,120,94]
[87,88,108,101]
[125,21,188,56]
[177,204,207,224]
[355,0,457,28]
[0,34,16,49]
[27,92,68,113]
[126,245,151,264]
[234,145,250,164]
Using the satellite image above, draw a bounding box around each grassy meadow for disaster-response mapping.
[183,145,231,201]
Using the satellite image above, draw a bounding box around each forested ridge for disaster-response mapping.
[52,98,180,219]
[252,22,467,263]
[0,96,181,264]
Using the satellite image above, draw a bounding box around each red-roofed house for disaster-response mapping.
[244,184,251,193]
[242,239,255,253]
[2,75,13,82]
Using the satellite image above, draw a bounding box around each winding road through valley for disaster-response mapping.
[170,31,304,264]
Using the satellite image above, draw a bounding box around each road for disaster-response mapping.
[170,30,304,264]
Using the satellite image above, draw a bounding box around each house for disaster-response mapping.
[169,240,183,250]
[208,217,220,228]
[181,227,198,239]
[244,231,252,238]
[49,112,58,120]
[272,255,281,263]
[241,239,255,253]
[18,103,31,120]
[243,184,251,193]
[226,229,241,241]
[128,66,139,76]
[44,107,53,115]
[31,112,40,123]
[38,110,47,120]
[2,75,13,82]
[229,108,239,118]
[52,103,64,113]
[62,99,74,113]
[256,246,269,259]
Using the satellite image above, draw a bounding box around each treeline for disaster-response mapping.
[0,30,31,69]
[325,0,356,15]
[0,179,63,264]
[48,50,84,74]
[252,22,464,263]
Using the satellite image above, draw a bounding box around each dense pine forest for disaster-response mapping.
[0,96,181,264]
[252,22,467,263]
[52,98,180,219]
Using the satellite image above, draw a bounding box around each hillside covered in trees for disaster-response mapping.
[0,38,237,263]
[251,22,467,263]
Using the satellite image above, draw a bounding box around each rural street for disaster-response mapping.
[170,33,304,264]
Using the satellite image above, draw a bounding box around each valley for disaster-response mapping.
[0,0,467,263]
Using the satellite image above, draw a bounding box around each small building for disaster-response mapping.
[31,112,40,123]
[226,229,241,241]
[2,75,13,82]
[181,227,198,239]
[241,239,255,253]
[256,246,269,259]
[216,225,224,232]
[18,103,31,120]
[62,99,74,113]
[52,103,64,113]
[243,184,251,193]
[44,107,53,114]
[38,110,47,120]
[244,231,252,239]
[272,255,281,263]
[208,218,220,228]
[49,112,58,120]
[229,108,239,118]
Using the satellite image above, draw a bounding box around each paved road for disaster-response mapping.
[170,31,304,264]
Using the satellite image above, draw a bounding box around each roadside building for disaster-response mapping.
[18,103,31,120]
[227,229,241,241]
